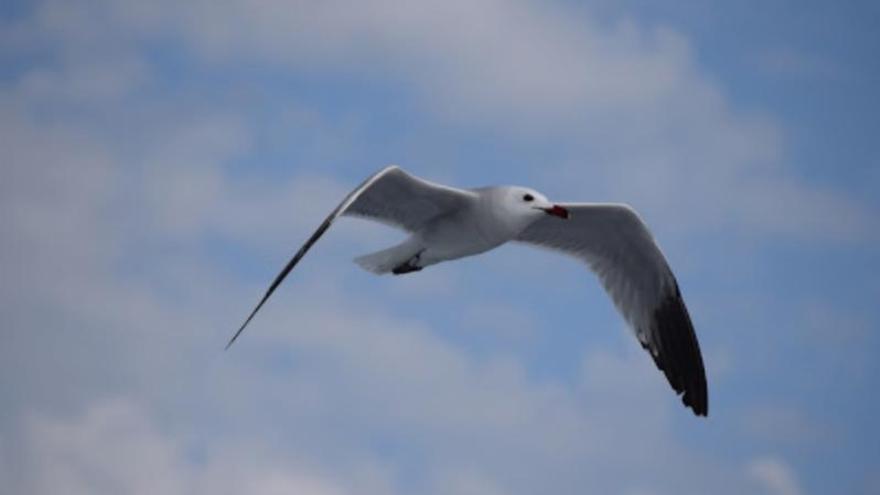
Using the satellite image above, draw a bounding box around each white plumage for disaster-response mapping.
[226,165,708,416]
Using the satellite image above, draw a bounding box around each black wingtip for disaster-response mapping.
[224,330,240,351]
[225,292,272,351]
[684,387,709,417]
[643,284,709,417]
[224,316,252,350]
[224,166,398,351]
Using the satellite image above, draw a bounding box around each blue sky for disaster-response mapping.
[1,1,878,494]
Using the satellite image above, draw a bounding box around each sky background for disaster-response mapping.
[2,1,879,494]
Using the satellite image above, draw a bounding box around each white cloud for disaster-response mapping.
[740,405,825,449]
[0,95,757,492]
[747,457,804,495]
[456,301,540,345]
[11,398,365,495]
[0,107,120,313]
[64,0,867,241]
[15,56,149,103]
[4,0,872,242]
[20,399,188,495]
[2,3,868,495]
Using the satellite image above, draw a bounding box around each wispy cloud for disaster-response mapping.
[5,0,874,243]
[14,399,376,495]
[748,457,804,495]
[98,0,874,241]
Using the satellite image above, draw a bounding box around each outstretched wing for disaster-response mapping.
[342,167,477,230]
[225,165,476,349]
[517,203,708,416]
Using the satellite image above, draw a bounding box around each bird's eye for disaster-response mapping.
[523,194,534,202]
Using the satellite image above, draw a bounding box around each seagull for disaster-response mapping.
[226,165,708,416]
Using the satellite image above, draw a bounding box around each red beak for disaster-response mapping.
[543,205,569,219]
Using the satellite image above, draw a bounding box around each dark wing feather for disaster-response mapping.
[517,203,708,416]
[224,165,474,349]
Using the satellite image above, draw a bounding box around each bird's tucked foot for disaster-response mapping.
[391,252,424,275]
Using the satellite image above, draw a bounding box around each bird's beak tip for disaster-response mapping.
[544,205,569,219]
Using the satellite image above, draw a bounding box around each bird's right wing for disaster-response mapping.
[225,165,475,349]
[517,203,708,416]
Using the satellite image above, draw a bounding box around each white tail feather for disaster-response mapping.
[354,241,420,274]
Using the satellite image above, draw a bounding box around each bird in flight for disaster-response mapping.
[226,165,708,416]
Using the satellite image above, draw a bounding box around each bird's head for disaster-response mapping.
[502,186,569,221]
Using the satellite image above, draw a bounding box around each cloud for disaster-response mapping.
[747,457,804,495]
[2,3,873,495]
[11,398,366,495]
[15,56,149,103]
[60,0,706,130]
[0,93,757,492]
[4,0,873,244]
[19,399,189,495]
[740,405,826,449]
[55,0,867,241]
[0,105,120,313]
[456,301,540,345]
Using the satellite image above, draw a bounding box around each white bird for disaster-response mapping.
[226,165,708,416]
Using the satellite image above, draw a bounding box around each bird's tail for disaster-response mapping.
[354,240,421,275]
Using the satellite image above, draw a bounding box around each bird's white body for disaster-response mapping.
[355,186,554,274]
[227,165,709,416]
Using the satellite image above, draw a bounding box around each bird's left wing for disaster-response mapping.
[225,165,475,349]
[517,203,708,416]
